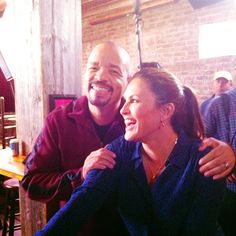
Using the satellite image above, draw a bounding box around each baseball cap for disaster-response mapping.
[213,70,232,81]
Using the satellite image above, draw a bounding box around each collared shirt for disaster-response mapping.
[21,96,127,236]
[200,95,215,119]
[22,96,125,201]
[36,132,225,236]
[205,88,236,192]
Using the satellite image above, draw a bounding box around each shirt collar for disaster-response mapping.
[131,132,200,169]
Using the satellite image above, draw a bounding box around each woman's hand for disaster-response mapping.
[198,137,236,180]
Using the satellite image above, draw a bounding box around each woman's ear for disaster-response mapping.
[161,103,175,121]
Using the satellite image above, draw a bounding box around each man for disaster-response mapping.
[205,85,236,236]
[22,42,235,235]
[22,41,130,236]
[200,70,233,118]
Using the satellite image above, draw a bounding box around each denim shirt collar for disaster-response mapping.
[131,131,200,169]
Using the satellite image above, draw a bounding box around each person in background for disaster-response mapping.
[200,70,233,118]
[204,73,236,236]
[22,42,235,235]
[35,67,226,236]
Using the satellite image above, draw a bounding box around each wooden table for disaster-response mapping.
[0,148,48,235]
[0,147,25,180]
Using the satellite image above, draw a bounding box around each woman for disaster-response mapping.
[36,67,225,236]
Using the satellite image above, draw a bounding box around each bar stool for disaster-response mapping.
[2,178,21,236]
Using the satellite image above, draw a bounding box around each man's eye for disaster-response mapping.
[110,70,121,76]
[89,67,98,71]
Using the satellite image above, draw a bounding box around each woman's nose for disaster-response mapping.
[120,102,129,116]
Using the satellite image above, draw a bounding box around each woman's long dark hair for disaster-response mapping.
[132,67,205,139]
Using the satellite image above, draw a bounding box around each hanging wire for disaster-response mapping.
[133,0,143,70]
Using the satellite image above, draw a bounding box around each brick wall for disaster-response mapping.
[82,0,236,103]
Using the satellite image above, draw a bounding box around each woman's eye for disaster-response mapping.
[131,98,139,103]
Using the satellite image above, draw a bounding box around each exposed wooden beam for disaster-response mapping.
[82,0,175,25]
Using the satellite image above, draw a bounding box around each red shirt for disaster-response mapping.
[21,96,127,235]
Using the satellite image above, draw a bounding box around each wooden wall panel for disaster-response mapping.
[82,0,175,25]
[40,0,82,113]
[0,0,82,235]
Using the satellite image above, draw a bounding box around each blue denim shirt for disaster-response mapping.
[35,132,225,236]
[205,88,236,192]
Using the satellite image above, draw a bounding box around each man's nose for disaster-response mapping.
[219,81,227,86]
[95,68,108,81]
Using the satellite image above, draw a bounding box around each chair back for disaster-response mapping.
[0,96,6,148]
[0,96,16,149]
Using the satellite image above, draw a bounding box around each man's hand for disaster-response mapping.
[82,147,116,179]
[198,137,236,180]
[227,173,236,183]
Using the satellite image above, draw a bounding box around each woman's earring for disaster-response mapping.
[160,120,165,128]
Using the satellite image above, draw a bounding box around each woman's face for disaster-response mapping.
[121,77,163,142]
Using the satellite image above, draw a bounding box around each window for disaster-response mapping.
[0,50,12,81]
[199,20,236,59]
